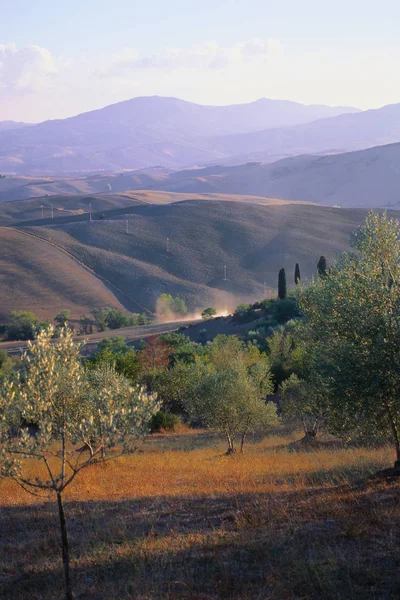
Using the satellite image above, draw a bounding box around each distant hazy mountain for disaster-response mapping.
[212,103,400,163]
[134,142,400,208]
[0,121,30,132]
[0,96,358,175]
[2,141,400,208]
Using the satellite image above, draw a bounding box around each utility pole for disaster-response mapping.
[166,237,170,252]
[89,202,92,222]
[50,203,54,219]
[263,281,267,296]
[40,205,44,219]
[223,265,227,281]
[126,220,129,234]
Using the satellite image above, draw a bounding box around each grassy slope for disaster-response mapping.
[0,228,126,321]
[0,190,299,225]
[0,431,398,599]
[22,202,369,315]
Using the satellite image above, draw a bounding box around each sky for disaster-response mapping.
[0,0,399,122]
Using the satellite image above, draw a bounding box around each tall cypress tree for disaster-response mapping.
[278,268,287,300]
[317,255,328,278]
[294,263,301,285]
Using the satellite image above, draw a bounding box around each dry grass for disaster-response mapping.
[1,432,399,599]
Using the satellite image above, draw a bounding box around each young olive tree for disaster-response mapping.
[0,327,158,600]
[299,212,400,468]
[280,374,325,440]
[185,336,278,453]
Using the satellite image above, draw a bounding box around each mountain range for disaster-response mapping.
[2,141,400,208]
[0,96,366,175]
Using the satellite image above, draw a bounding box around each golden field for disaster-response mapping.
[1,431,399,599]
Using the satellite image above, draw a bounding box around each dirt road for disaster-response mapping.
[0,319,202,356]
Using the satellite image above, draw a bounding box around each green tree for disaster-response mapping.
[54,310,71,328]
[184,336,277,453]
[156,294,188,318]
[317,255,328,278]
[0,327,158,600]
[299,212,400,467]
[201,307,217,320]
[7,311,39,341]
[294,263,301,285]
[280,373,325,440]
[278,268,287,300]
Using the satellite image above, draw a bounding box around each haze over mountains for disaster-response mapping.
[0,95,363,175]
[2,141,400,209]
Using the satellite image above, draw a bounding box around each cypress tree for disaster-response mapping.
[294,263,301,285]
[278,268,287,300]
[317,256,328,278]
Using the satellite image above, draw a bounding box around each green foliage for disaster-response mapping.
[92,307,149,331]
[54,310,71,327]
[294,263,301,285]
[183,335,277,453]
[97,336,129,354]
[156,293,188,318]
[149,411,182,433]
[0,326,159,598]
[86,338,141,384]
[280,373,324,438]
[6,311,40,341]
[0,350,14,381]
[317,255,328,278]
[278,268,287,300]
[299,212,400,463]
[267,322,304,389]
[201,307,217,320]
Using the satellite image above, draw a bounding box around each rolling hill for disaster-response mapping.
[0,96,359,175]
[1,140,400,209]
[0,228,127,321]
[2,201,375,321]
[212,103,400,163]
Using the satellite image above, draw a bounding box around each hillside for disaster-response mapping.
[0,96,358,175]
[101,143,400,209]
[212,103,400,163]
[9,201,373,319]
[0,191,305,225]
[0,228,127,321]
[2,140,400,209]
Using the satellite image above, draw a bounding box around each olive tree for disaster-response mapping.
[0,327,158,600]
[299,212,400,467]
[280,374,325,440]
[184,336,278,453]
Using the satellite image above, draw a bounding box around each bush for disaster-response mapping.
[149,411,182,433]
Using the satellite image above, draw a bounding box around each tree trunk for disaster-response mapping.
[240,431,247,453]
[225,430,236,455]
[57,492,73,600]
[385,403,400,468]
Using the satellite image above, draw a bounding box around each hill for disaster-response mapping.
[99,143,400,209]
[2,140,400,209]
[0,191,305,226]
[0,228,127,321]
[0,121,30,132]
[7,201,374,319]
[212,103,400,163]
[0,96,358,175]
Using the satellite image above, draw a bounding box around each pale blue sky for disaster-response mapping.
[1,0,399,121]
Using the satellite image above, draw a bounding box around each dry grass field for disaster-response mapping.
[1,430,399,599]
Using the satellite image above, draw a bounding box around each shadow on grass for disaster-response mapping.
[1,479,400,600]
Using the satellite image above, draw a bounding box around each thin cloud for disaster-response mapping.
[0,44,58,92]
[101,39,284,77]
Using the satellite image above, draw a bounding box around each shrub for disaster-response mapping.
[149,411,182,433]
